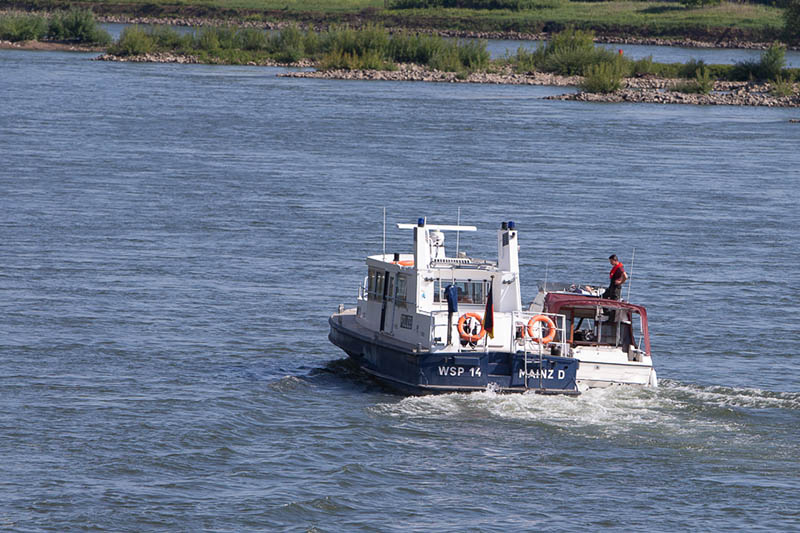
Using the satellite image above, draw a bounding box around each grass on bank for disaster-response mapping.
[106,23,799,93]
[8,0,786,41]
[0,9,110,44]
[108,23,490,73]
[506,29,799,85]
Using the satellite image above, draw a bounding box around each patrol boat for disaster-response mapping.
[529,284,658,389]
[328,219,580,395]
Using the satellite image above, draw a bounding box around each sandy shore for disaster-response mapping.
[0,39,103,52]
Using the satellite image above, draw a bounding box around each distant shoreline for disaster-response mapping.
[94,14,795,51]
[1,8,795,52]
[92,52,800,108]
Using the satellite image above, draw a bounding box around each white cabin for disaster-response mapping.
[353,219,561,355]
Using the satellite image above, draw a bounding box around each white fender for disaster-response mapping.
[647,368,658,388]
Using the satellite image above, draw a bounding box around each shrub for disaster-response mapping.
[150,25,187,50]
[678,58,706,78]
[388,31,445,64]
[674,67,714,93]
[759,42,787,80]
[108,26,154,56]
[580,61,624,93]
[48,9,111,45]
[457,39,490,71]
[630,55,656,76]
[511,45,539,72]
[319,48,359,70]
[430,43,464,72]
[274,44,304,63]
[236,28,267,51]
[321,25,360,56]
[303,29,321,56]
[270,24,305,56]
[389,0,542,10]
[195,27,221,51]
[514,28,618,76]
[355,23,390,57]
[0,12,48,41]
[731,43,786,81]
[770,73,796,96]
[784,0,800,45]
[680,0,721,8]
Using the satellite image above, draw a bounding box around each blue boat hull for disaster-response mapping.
[329,317,579,395]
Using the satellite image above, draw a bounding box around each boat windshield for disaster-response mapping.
[569,305,644,349]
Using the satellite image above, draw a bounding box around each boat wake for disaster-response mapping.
[369,380,800,443]
[659,380,800,410]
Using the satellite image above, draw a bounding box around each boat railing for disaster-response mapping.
[427,309,570,356]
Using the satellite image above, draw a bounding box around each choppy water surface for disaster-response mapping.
[1,49,799,531]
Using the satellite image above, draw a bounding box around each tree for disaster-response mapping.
[785,0,800,45]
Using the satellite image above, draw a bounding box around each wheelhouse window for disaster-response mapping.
[433,280,487,305]
[396,275,407,305]
[368,269,385,301]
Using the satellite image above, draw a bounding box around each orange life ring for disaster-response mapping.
[457,313,485,343]
[527,315,556,344]
[393,260,414,266]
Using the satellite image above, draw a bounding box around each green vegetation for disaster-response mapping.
[507,27,620,75]
[102,24,799,88]
[680,0,721,9]
[785,0,800,44]
[579,61,625,92]
[0,9,110,44]
[730,42,786,80]
[770,73,796,96]
[674,66,714,93]
[389,0,558,11]
[108,23,489,72]
[503,28,799,88]
[4,0,787,43]
[0,12,48,41]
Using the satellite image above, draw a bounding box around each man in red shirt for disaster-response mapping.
[602,254,628,300]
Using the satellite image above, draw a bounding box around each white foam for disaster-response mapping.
[369,382,783,443]
[660,380,800,410]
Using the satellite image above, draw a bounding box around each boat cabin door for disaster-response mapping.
[379,271,394,333]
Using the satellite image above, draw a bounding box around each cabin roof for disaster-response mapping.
[544,293,647,315]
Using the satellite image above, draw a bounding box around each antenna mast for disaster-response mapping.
[455,207,461,256]
[543,259,549,292]
[626,248,635,301]
[382,207,386,260]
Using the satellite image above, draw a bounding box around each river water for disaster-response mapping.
[1,49,799,531]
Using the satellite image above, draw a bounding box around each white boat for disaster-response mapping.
[328,218,657,394]
[329,219,580,394]
[529,284,658,390]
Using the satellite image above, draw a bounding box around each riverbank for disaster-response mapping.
[93,51,800,107]
[279,64,800,107]
[1,1,790,50]
[91,14,794,51]
[0,39,102,52]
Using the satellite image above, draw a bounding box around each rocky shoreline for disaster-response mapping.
[92,52,800,107]
[279,64,800,107]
